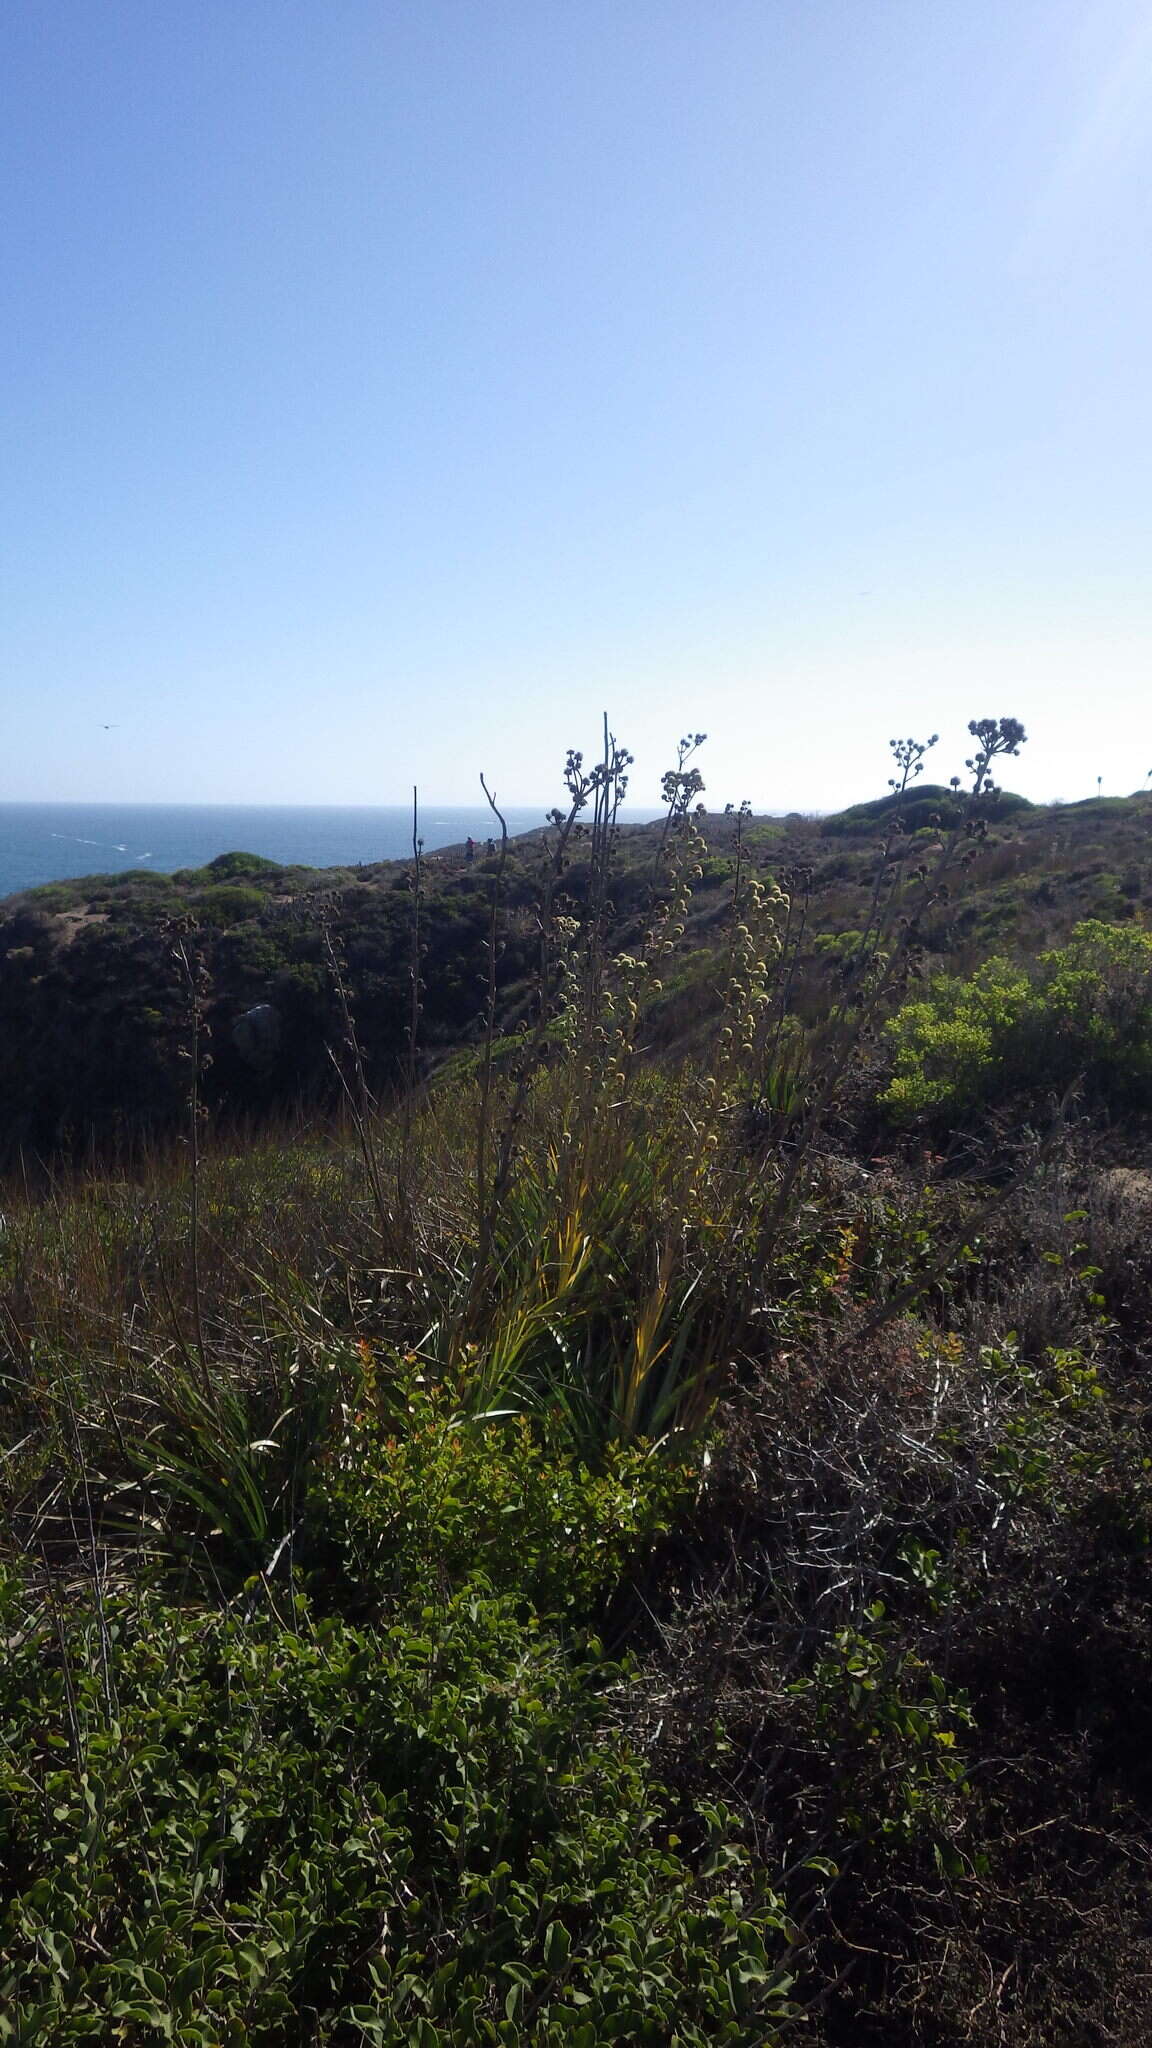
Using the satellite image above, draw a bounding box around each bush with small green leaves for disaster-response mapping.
[882,920,1152,1125]
[205,851,281,879]
[193,883,267,926]
[799,1604,973,1852]
[313,1370,696,1623]
[0,1568,795,2045]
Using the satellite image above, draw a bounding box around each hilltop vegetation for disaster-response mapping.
[2,750,1152,1166]
[3,721,1152,2042]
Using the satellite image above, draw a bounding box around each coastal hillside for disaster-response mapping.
[3,728,1152,2041]
[9,0,1152,2033]
[2,775,1151,1164]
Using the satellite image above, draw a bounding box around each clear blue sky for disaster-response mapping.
[4,1,1152,811]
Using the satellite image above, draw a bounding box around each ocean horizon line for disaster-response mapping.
[0,798,668,901]
[0,798,663,815]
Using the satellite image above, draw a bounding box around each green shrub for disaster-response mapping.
[812,928,863,960]
[206,851,281,879]
[693,856,733,889]
[315,1373,695,1621]
[193,884,267,926]
[882,921,1152,1124]
[21,883,89,912]
[821,784,1032,838]
[107,1357,694,1615]
[0,1569,794,2044]
[882,957,1032,1120]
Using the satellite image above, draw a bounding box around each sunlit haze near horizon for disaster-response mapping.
[4,2,1152,814]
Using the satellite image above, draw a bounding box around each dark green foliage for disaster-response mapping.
[205,850,282,878]
[0,1572,792,2044]
[820,782,1033,836]
[192,884,267,925]
[0,858,536,1160]
[2,773,1152,1163]
[24,880,104,911]
[173,852,282,886]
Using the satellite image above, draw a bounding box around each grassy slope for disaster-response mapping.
[2,782,1152,2039]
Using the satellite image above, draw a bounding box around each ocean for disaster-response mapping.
[0,802,659,902]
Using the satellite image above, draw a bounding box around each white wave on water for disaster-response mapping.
[3,804,657,900]
[49,834,128,852]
